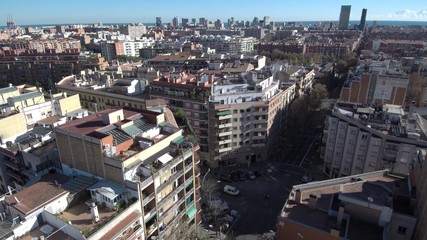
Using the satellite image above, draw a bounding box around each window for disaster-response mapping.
[397,226,407,235]
[233,110,238,114]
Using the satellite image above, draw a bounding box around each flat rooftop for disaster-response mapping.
[57,107,160,138]
[280,170,412,239]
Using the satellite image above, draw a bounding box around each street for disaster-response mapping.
[200,127,326,238]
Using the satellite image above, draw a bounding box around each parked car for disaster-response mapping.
[220,174,232,183]
[247,171,256,180]
[300,176,313,183]
[230,172,240,182]
[237,170,246,181]
[224,185,240,196]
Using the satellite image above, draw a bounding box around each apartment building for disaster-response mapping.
[56,70,149,112]
[277,170,417,240]
[322,102,427,178]
[119,24,147,40]
[149,72,212,161]
[207,67,291,167]
[0,84,83,126]
[54,107,201,239]
[340,61,410,106]
[186,35,255,54]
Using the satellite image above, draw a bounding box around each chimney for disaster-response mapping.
[337,204,345,228]
[308,194,318,210]
[294,189,302,203]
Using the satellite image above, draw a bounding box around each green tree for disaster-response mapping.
[173,108,187,126]
[308,84,328,110]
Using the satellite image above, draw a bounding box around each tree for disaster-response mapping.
[173,108,187,126]
[201,177,218,203]
[173,219,199,240]
[308,84,328,111]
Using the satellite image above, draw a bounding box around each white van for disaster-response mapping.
[224,185,239,196]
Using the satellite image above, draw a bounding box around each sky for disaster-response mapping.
[1,0,427,25]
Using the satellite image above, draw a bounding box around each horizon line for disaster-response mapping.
[1,19,427,27]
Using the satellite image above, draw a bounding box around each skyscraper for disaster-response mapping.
[263,16,270,27]
[181,18,189,27]
[155,17,162,27]
[172,17,179,27]
[359,8,367,30]
[338,5,351,30]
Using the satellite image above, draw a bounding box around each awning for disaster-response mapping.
[186,205,197,219]
[158,153,173,164]
[216,110,232,116]
[172,136,185,145]
[185,179,193,188]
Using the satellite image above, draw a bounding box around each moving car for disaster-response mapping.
[224,185,240,196]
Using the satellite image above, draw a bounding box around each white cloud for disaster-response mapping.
[385,8,427,20]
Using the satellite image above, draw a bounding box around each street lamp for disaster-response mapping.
[202,168,211,186]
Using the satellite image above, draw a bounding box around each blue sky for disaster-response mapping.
[1,0,427,25]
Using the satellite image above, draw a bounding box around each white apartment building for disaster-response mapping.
[322,103,427,178]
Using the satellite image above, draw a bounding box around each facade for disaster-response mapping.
[54,107,201,239]
[338,5,351,30]
[322,102,427,178]
[149,64,296,167]
[340,61,410,106]
[414,146,427,240]
[56,71,149,112]
[119,24,146,40]
[277,170,417,240]
[0,85,83,127]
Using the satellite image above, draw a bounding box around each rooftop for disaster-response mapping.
[57,107,161,138]
[280,170,412,239]
[6,173,70,218]
[332,102,427,143]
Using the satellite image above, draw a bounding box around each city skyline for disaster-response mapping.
[1,0,427,25]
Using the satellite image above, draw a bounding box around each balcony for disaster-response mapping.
[218,123,232,128]
[156,170,184,194]
[3,158,22,172]
[218,146,232,153]
[161,207,187,236]
[252,134,266,140]
[159,196,185,222]
[252,118,266,124]
[218,130,232,137]
[144,208,157,222]
[218,114,232,120]
[157,184,185,210]
[252,143,266,148]
[140,176,154,187]
[218,139,232,145]
[142,192,155,206]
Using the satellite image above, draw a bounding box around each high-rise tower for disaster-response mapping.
[338,5,351,30]
[359,8,367,30]
[6,14,17,29]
